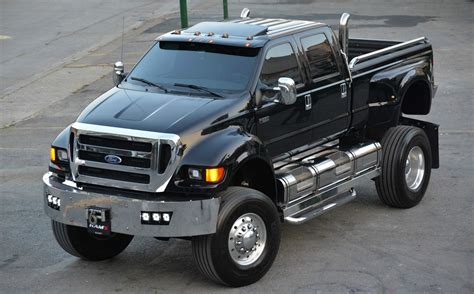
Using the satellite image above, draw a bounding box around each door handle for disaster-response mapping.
[340,83,347,98]
[304,94,312,110]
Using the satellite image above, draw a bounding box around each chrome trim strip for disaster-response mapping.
[297,80,346,97]
[368,102,390,107]
[75,159,150,172]
[351,60,402,79]
[349,37,403,43]
[72,122,180,142]
[77,143,152,159]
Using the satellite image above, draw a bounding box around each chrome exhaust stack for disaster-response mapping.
[339,13,351,57]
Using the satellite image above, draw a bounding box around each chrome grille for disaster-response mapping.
[70,122,181,192]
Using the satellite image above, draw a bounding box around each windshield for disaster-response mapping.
[124,41,260,95]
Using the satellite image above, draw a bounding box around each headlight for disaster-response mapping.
[57,149,68,161]
[188,168,203,180]
[187,167,225,183]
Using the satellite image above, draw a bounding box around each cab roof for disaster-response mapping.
[156,18,325,48]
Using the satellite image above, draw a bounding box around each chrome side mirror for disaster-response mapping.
[113,61,125,86]
[274,77,297,105]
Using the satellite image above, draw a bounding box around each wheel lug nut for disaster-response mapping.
[236,241,242,245]
[240,248,245,252]
[248,224,252,229]
[253,227,257,231]
[242,227,246,232]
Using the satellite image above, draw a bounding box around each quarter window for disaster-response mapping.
[301,34,338,79]
[260,43,302,87]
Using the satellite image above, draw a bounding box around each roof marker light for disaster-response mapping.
[222,32,229,38]
[245,43,251,47]
[246,36,253,40]
[172,29,182,35]
[194,31,201,36]
[207,32,214,36]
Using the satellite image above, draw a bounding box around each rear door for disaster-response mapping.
[295,28,351,141]
[255,37,313,157]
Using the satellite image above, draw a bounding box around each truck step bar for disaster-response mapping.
[285,188,357,225]
[275,141,382,224]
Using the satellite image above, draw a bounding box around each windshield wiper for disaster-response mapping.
[174,83,223,98]
[130,76,168,93]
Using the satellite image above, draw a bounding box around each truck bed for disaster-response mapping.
[348,38,400,61]
[347,37,430,72]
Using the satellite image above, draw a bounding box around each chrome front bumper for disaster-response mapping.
[43,173,220,237]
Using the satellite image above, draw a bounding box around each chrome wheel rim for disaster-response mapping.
[228,213,267,267]
[405,146,425,191]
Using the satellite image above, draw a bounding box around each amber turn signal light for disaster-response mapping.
[50,147,56,162]
[205,167,225,183]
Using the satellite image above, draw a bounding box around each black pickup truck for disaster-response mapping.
[44,10,438,286]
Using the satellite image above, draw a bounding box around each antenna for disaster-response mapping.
[120,15,125,61]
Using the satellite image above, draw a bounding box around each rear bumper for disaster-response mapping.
[43,173,219,237]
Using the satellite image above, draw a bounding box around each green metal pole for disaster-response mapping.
[180,0,188,28]
[223,0,228,19]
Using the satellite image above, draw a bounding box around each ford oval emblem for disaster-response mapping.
[104,154,122,164]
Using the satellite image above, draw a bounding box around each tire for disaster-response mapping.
[375,125,432,208]
[192,187,281,287]
[52,220,133,261]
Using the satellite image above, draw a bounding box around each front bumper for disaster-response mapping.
[43,173,220,237]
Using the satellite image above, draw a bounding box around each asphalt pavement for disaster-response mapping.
[0,0,472,293]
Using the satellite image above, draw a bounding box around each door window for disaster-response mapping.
[301,34,338,79]
[259,43,303,88]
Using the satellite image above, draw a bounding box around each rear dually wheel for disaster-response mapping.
[375,125,432,208]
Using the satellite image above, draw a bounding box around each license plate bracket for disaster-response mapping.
[86,207,111,236]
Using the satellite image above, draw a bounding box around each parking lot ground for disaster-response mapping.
[0,0,473,293]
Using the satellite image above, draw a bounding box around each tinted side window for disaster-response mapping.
[301,34,338,79]
[260,43,302,87]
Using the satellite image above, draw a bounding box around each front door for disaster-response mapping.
[255,39,313,157]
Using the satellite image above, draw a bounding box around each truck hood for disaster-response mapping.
[77,87,245,136]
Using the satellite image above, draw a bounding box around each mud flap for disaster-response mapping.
[400,117,439,168]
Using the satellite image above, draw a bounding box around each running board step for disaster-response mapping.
[285,189,356,225]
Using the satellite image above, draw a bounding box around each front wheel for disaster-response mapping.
[52,220,133,261]
[375,125,432,208]
[192,187,281,287]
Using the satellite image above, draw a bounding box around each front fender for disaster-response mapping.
[179,126,266,169]
[51,125,72,150]
[168,126,272,193]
